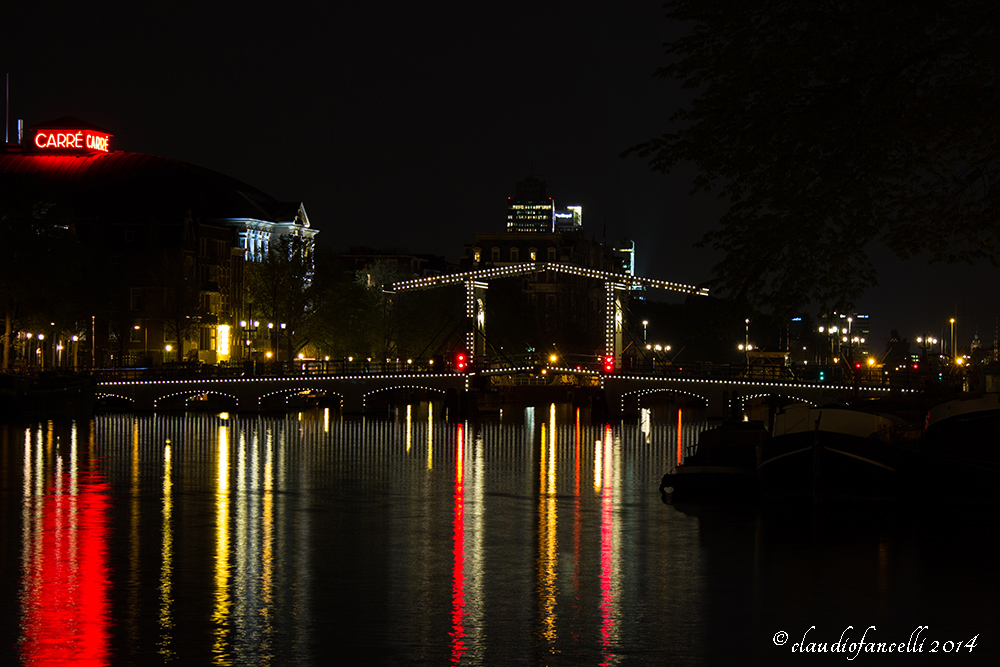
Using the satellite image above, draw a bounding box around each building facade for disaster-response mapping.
[1,116,317,367]
[506,176,554,233]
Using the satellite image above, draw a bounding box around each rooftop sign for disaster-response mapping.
[32,128,112,154]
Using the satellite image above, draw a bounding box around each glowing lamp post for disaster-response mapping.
[744,319,750,371]
[950,318,956,359]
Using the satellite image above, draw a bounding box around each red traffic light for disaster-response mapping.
[603,354,615,374]
[455,351,468,372]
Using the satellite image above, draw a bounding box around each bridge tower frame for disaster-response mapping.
[390,262,707,369]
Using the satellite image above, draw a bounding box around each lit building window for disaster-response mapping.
[217,325,230,357]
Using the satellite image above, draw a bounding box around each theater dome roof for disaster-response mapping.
[0,149,301,225]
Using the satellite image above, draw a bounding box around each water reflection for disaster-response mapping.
[213,424,231,664]
[450,423,466,663]
[158,440,173,660]
[6,408,705,665]
[19,421,111,666]
[599,423,620,664]
[537,409,558,647]
[8,406,990,665]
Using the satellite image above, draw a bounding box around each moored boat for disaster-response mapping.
[923,366,1000,465]
[920,370,1000,502]
[758,403,922,503]
[659,421,766,502]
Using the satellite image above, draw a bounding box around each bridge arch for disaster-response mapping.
[95,392,136,409]
[622,387,710,414]
[736,392,819,424]
[257,387,344,410]
[153,389,240,411]
[739,392,819,407]
[362,384,450,413]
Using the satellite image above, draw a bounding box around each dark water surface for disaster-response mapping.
[1,406,997,666]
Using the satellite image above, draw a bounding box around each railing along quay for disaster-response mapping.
[83,358,957,391]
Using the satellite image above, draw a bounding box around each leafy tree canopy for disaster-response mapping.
[627,1,1000,316]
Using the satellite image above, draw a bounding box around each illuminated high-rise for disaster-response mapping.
[506,176,554,232]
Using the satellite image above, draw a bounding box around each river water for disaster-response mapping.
[0,405,997,666]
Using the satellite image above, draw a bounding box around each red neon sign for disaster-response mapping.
[33,129,111,153]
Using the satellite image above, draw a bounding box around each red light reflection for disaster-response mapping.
[20,464,111,666]
[599,425,615,664]
[450,423,466,664]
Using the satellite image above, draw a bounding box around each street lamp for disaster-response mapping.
[917,335,938,364]
[950,318,956,358]
[133,323,147,362]
[744,318,750,370]
[642,320,648,343]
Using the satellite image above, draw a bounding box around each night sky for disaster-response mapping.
[4,2,997,351]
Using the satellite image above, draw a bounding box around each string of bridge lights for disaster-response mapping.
[389,262,709,295]
[614,376,918,414]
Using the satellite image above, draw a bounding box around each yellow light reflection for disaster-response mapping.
[406,404,412,453]
[70,422,78,495]
[129,420,140,647]
[427,402,434,470]
[234,430,249,660]
[262,429,274,646]
[213,425,231,664]
[594,437,603,492]
[158,443,174,659]
[537,418,558,644]
[548,404,557,495]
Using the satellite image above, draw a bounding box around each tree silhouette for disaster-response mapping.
[0,178,83,369]
[245,235,314,361]
[303,250,370,360]
[627,1,1000,316]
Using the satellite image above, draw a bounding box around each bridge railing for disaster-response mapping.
[87,358,951,391]
[91,358,453,382]
[615,361,939,390]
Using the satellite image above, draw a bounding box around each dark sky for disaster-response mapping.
[4,1,997,351]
